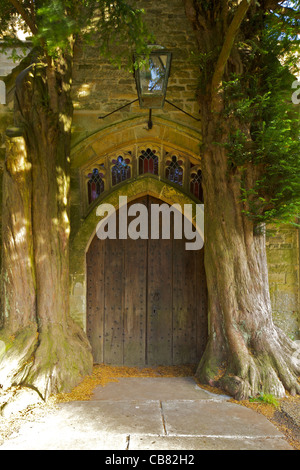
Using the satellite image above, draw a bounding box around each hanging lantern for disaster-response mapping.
[134,47,172,109]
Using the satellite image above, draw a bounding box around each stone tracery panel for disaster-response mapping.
[111,151,132,186]
[165,153,184,186]
[189,163,203,202]
[138,147,159,176]
[81,143,203,214]
[86,164,105,204]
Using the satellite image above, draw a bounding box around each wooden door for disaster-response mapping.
[86,196,207,366]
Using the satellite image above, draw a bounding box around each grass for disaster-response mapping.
[249,393,280,408]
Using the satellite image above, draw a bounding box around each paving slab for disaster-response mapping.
[60,400,164,435]
[161,400,284,438]
[0,426,128,451]
[0,400,163,450]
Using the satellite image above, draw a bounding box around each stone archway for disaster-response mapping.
[69,119,207,356]
[86,194,207,366]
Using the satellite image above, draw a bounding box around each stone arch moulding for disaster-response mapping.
[69,117,204,331]
[71,116,202,170]
[72,117,203,217]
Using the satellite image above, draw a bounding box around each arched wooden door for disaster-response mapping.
[86,196,207,366]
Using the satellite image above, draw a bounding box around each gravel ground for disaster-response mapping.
[0,392,58,447]
[274,399,300,449]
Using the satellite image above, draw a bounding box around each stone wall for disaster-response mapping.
[266,225,300,339]
[70,0,201,147]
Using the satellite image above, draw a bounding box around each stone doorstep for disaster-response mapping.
[91,376,226,401]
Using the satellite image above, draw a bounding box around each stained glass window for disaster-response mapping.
[190,168,203,201]
[165,154,183,186]
[138,148,159,175]
[87,167,105,204]
[111,155,131,186]
[84,146,204,210]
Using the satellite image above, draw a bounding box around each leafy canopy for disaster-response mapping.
[0,0,153,66]
[218,3,300,227]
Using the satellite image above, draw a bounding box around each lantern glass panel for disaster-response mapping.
[140,54,168,95]
[135,50,171,109]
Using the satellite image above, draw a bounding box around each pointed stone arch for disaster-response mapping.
[69,118,205,337]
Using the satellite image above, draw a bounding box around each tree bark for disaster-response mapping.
[196,102,300,399]
[0,56,93,399]
[182,0,300,400]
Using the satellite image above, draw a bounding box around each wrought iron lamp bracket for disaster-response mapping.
[98,99,200,129]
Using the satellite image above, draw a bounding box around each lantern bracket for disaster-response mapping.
[98,99,200,128]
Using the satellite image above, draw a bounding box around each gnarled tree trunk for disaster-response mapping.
[196,101,300,399]
[0,55,93,400]
[182,0,300,400]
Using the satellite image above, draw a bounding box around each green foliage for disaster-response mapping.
[222,11,300,227]
[249,393,280,408]
[33,0,80,56]
[0,0,153,67]
[191,50,219,94]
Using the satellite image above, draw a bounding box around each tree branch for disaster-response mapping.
[221,0,229,31]
[182,0,209,53]
[8,0,38,35]
[29,0,36,24]
[211,0,251,104]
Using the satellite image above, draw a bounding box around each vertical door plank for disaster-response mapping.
[104,232,124,365]
[123,197,148,365]
[147,196,173,366]
[86,235,105,364]
[172,234,198,364]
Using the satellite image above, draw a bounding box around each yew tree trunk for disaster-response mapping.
[196,102,300,399]
[0,56,92,399]
[182,0,300,400]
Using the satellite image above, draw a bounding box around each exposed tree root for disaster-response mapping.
[0,321,93,400]
[197,327,300,400]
